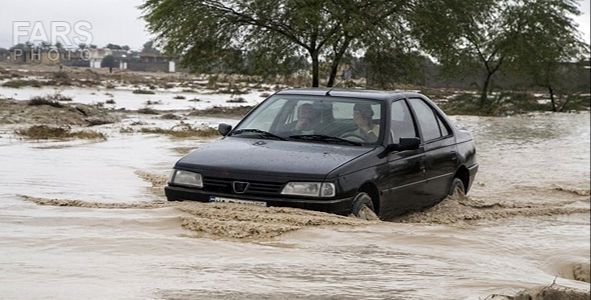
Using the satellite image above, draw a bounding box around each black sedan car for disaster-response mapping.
[165,89,478,220]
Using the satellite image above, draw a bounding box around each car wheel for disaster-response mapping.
[449,178,466,199]
[352,192,379,221]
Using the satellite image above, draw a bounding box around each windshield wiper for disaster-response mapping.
[231,129,287,141]
[288,134,362,146]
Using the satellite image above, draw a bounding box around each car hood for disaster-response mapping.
[175,137,374,180]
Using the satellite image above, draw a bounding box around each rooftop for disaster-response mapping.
[276,88,423,101]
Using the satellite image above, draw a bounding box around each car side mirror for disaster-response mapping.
[386,137,421,153]
[218,123,232,136]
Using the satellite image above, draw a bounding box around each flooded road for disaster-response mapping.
[0,84,265,110]
[0,112,589,299]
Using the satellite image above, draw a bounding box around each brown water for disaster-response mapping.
[0,112,589,299]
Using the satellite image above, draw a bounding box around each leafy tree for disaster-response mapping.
[101,55,118,68]
[364,45,427,89]
[106,43,123,50]
[141,0,408,87]
[40,41,52,50]
[410,0,588,110]
[410,0,518,107]
[141,41,159,54]
[507,0,589,112]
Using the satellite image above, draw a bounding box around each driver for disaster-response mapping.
[292,103,320,134]
[343,103,379,142]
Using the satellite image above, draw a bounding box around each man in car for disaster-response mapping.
[291,103,321,134]
[342,103,379,143]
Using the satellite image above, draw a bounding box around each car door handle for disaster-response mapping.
[450,152,458,161]
[420,165,426,174]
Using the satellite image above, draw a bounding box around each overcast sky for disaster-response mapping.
[0,0,589,50]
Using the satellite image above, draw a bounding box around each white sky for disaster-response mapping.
[575,0,591,45]
[0,0,150,50]
[0,0,589,50]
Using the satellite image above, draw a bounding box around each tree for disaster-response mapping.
[101,55,118,69]
[410,0,589,111]
[106,43,123,50]
[508,0,588,112]
[141,41,159,54]
[141,0,408,87]
[242,43,309,78]
[410,0,522,108]
[364,45,427,89]
[40,41,52,50]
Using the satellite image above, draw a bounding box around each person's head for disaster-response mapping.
[353,103,374,127]
[296,103,319,129]
[298,103,314,120]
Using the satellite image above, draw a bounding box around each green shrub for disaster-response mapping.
[132,89,156,94]
[28,97,64,108]
[16,125,106,140]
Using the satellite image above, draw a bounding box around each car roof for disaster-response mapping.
[275,88,426,101]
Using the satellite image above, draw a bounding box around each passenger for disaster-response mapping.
[343,103,379,142]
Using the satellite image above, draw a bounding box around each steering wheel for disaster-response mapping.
[339,132,366,143]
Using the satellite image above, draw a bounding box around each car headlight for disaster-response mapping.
[281,182,335,198]
[170,170,203,188]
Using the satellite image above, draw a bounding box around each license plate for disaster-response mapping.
[209,196,267,207]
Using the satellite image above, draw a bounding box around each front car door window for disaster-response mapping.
[390,100,417,144]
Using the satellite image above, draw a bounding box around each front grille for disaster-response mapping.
[202,177,284,196]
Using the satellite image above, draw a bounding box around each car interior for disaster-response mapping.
[271,100,382,140]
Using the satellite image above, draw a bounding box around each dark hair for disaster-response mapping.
[354,103,374,119]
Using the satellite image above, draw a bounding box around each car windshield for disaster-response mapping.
[232,95,384,145]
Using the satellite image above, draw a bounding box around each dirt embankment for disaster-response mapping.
[551,261,591,284]
[0,98,118,126]
[487,284,590,300]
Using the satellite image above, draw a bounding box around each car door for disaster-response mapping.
[407,97,457,206]
[381,99,429,217]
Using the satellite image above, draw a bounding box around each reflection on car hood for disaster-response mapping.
[175,137,374,180]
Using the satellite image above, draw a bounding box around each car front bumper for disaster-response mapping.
[165,185,353,215]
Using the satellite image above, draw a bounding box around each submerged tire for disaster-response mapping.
[352,192,379,221]
[449,178,466,199]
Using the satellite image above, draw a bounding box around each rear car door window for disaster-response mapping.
[390,100,417,143]
[408,98,441,142]
[436,114,450,137]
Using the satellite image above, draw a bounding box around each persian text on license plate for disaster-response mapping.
[209,196,267,207]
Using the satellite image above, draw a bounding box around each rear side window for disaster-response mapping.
[408,98,442,142]
[436,114,450,136]
[390,100,417,143]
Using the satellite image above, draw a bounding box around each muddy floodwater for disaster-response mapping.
[0,112,589,299]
